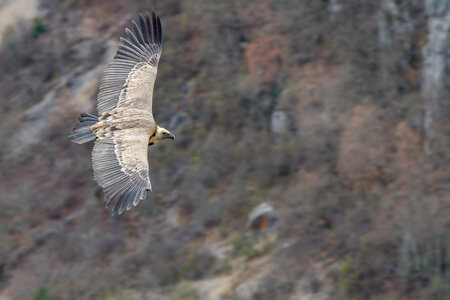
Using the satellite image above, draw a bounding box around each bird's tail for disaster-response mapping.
[70,112,98,144]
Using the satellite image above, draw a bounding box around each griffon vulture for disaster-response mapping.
[70,11,175,216]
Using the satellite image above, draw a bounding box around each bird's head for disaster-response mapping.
[149,126,175,145]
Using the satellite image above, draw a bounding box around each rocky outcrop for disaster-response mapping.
[7,40,117,160]
[247,202,278,231]
[422,0,450,154]
[377,0,419,97]
[0,0,37,42]
[271,111,288,134]
[378,0,415,51]
[8,65,103,160]
[328,0,341,15]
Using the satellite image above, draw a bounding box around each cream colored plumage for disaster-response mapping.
[70,11,175,215]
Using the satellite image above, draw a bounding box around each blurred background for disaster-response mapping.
[0,0,449,299]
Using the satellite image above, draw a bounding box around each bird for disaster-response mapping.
[70,11,175,216]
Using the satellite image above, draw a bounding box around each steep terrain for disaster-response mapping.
[0,1,449,299]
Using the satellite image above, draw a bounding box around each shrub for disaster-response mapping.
[32,18,47,38]
[34,287,52,300]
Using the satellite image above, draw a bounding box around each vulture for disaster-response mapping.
[70,11,175,216]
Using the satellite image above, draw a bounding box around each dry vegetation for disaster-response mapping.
[0,0,449,299]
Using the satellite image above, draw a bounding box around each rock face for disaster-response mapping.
[328,0,341,15]
[378,0,414,51]
[377,0,418,98]
[247,203,277,231]
[8,65,104,160]
[377,0,450,154]
[271,111,288,134]
[422,0,450,153]
[0,0,37,42]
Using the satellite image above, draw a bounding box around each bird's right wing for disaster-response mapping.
[97,11,162,115]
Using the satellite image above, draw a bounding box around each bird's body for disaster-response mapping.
[70,11,174,215]
[91,108,156,142]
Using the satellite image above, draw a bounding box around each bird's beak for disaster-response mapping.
[168,133,175,140]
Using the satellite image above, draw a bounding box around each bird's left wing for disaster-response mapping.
[97,11,162,115]
[92,128,152,215]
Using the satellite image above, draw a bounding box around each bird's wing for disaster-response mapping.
[92,127,152,215]
[97,11,162,115]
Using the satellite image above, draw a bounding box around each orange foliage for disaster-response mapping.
[245,34,290,87]
[337,105,391,189]
[394,121,424,190]
[371,122,425,234]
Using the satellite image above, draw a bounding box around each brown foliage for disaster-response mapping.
[245,34,290,87]
[394,121,424,190]
[337,105,392,189]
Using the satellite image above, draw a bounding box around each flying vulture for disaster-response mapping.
[70,11,175,216]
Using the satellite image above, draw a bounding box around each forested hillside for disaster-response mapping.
[0,0,449,299]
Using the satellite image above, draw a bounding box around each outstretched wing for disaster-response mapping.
[92,128,152,215]
[91,11,163,215]
[97,11,162,115]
